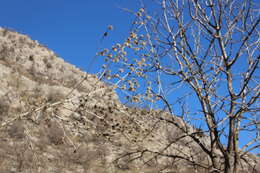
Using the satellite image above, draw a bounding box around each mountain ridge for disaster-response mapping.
[0,27,258,173]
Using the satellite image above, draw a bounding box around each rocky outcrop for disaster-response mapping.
[0,27,259,173]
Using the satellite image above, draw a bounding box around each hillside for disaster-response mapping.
[0,27,259,173]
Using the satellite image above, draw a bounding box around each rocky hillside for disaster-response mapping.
[0,27,259,173]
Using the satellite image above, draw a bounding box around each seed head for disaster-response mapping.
[108,25,113,30]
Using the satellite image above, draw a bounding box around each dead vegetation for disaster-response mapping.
[0,15,259,173]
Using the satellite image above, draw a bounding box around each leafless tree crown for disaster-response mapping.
[100,0,260,172]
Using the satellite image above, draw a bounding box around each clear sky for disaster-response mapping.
[0,0,140,73]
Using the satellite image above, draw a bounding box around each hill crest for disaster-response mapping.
[0,27,258,173]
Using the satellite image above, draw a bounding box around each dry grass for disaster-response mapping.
[0,27,258,173]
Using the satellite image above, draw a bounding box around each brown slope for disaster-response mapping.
[0,27,258,173]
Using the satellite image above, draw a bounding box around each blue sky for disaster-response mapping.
[0,0,140,73]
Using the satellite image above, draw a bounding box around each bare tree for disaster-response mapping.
[100,0,260,172]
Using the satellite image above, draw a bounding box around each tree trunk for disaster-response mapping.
[224,154,237,173]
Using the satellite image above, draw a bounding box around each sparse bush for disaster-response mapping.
[46,121,64,145]
[66,76,78,88]
[28,62,38,77]
[0,45,10,61]
[2,28,9,37]
[18,36,27,44]
[46,61,52,69]
[7,120,25,139]
[0,97,10,120]
[20,87,45,107]
[42,56,48,64]
[46,89,64,103]
[28,55,34,61]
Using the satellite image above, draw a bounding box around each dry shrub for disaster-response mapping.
[21,87,45,107]
[55,143,108,172]
[46,62,52,69]
[0,141,32,172]
[46,121,64,145]
[2,28,9,37]
[69,145,91,164]
[7,120,25,139]
[0,45,10,61]
[7,72,25,90]
[36,125,50,151]
[46,89,64,103]
[0,97,10,121]
[64,75,78,88]
[28,55,34,61]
